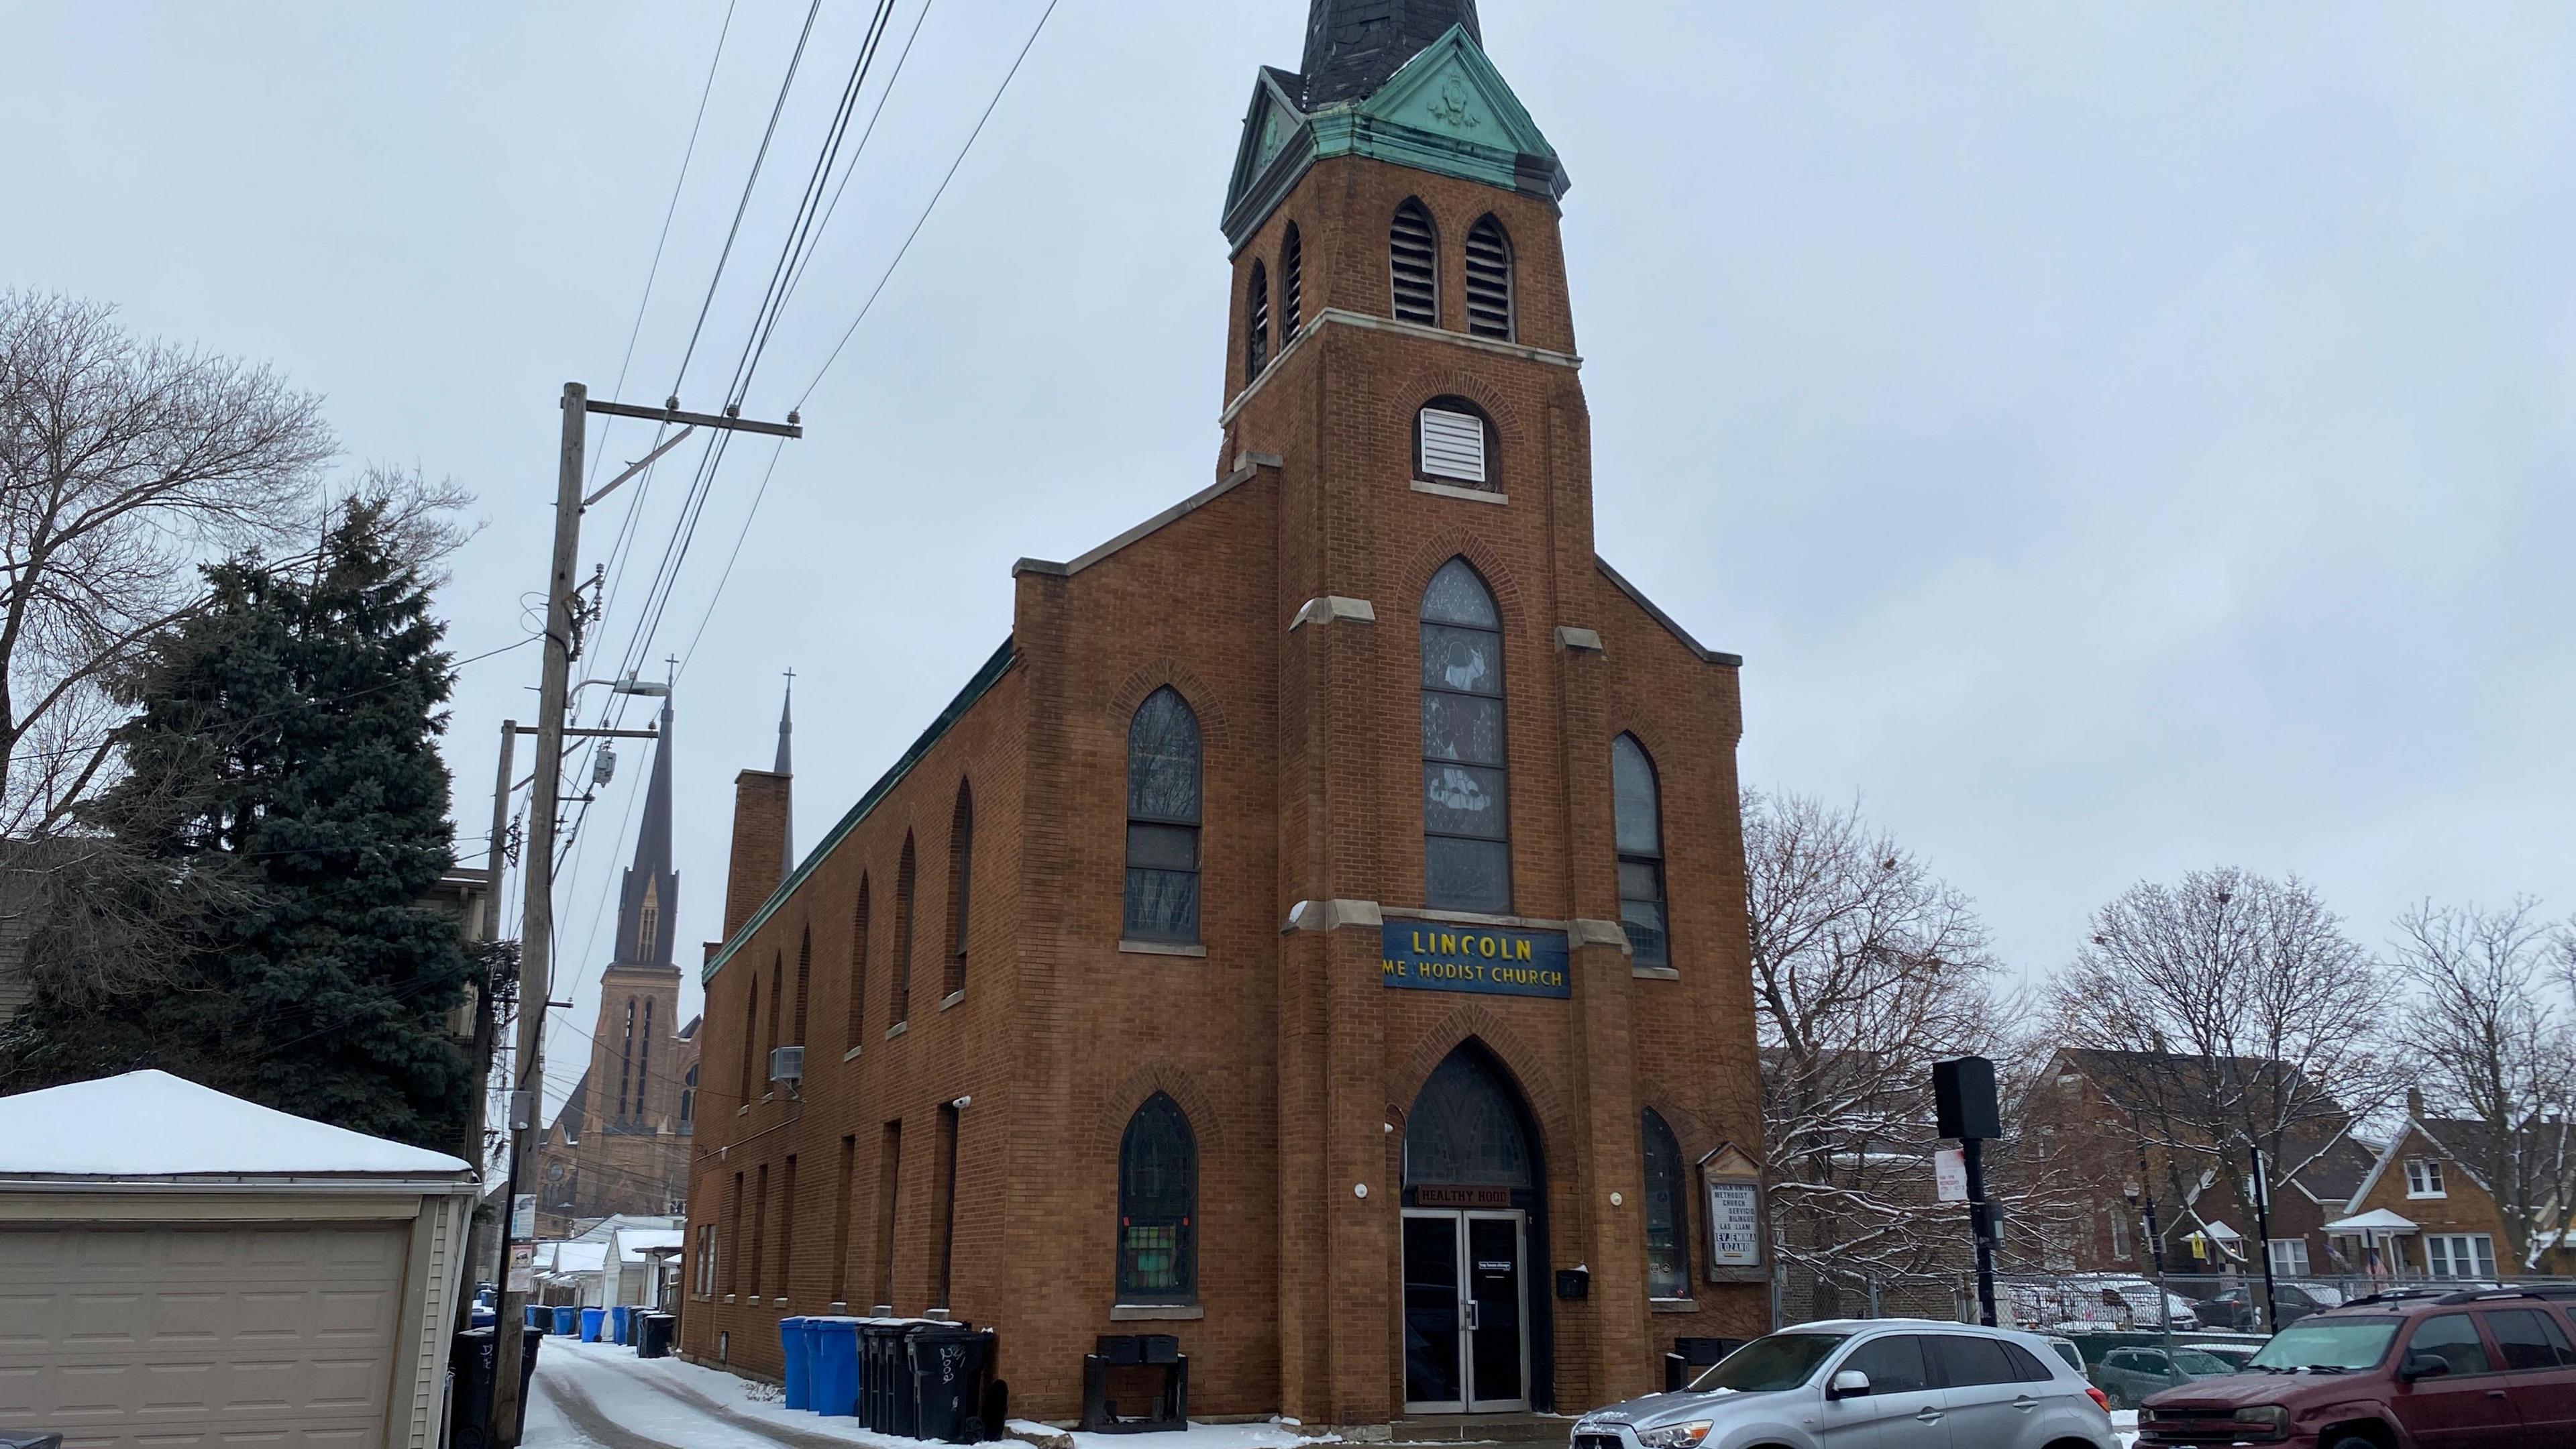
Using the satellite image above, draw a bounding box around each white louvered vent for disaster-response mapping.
[1419,407,1488,484]
[1465,216,1513,340]
[1247,261,1271,378]
[1390,201,1438,325]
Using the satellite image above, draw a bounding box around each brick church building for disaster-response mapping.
[682,0,1768,1423]
[535,690,702,1235]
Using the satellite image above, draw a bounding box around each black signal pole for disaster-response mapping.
[1935,1057,2002,1328]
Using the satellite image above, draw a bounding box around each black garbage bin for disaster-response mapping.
[910,1325,996,1444]
[519,1324,544,1409]
[638,1312,677,1360]
[448,1328,499,1449]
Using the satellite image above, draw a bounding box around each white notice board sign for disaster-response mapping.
[1935,1147,1969,1203]
[1707,1179,1762,1269]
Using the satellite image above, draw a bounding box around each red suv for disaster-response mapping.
[2137,1288,2576,1448]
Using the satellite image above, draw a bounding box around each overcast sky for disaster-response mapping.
[7,1,2570,1110]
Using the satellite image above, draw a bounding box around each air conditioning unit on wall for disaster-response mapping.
[769,1046,804,1086]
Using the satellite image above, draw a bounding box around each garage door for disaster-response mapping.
[0,1220,409,1449]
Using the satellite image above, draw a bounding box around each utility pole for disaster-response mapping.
[2251,1144,2282,1336]
[2135,1130,2173,1350]
[487,385,800,1448]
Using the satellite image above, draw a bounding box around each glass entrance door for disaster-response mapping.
[1402,1210,1529,1413]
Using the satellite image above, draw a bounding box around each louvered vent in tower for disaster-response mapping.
[1247,260,1271,378]
[1390,201,1438,325]
[1465,216,1513,340]
[1281,225,1303,338]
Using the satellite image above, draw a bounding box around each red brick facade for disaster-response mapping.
[680,37,1766,1424]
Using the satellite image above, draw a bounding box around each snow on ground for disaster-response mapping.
[527,1336,1336,1449]
[2112,1409,2138,1447]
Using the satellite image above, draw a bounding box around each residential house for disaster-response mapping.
[2328,1089,2576,1281]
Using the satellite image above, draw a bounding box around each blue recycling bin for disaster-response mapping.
[553,1305,578,1338]
[610,1305,633,1346]
[781,1317,814,1411]
[579,1307,605,1343]
[810,1317,862,1417]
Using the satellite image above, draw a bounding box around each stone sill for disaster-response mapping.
[1633,966,1682,981]
[1110,1303,1205,1322]
[843,1045,863,1063]
[941,990,966,1012]
[1120,939,1208,958]
[1411,478,1507,506]
[885,1020,909,1040]
[1651,1298,1700,1314]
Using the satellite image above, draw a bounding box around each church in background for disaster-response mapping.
[535,690,702,1237]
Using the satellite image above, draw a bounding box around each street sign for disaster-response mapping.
[512,1193,537,1239]
[508,1242,535,1294]
[1935,1146,1969,1203]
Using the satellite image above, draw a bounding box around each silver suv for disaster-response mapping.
[1570,1320,2118,1449]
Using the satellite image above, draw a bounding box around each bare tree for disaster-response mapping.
[1746,790,2059,1316]
[0,290,334,835]
[2392,898,2576,1269]
[2050,867,2393,1263]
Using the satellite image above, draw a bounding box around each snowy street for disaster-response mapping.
[523,1337,1335,1449]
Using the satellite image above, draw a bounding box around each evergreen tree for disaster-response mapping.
[2,498,475,1150]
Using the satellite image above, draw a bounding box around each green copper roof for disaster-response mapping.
[1223,24,1568,251]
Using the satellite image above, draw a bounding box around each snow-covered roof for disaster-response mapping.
[2326,1208,2420,1232]
[0,1070,472,1180]
[540,1240,609,1276]
[614,1228,684,1263]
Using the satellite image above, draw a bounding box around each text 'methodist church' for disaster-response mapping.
[684,0,1768,1423]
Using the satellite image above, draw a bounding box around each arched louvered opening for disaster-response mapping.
[616,998,637,1120]
[639,998,655,1120]
[1246,260,1272,378]
[1465,215,1514,340]
[1391,199,1438,325]
[1281,223,1303,337]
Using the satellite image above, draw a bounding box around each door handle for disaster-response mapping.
[1462,1302,1481,1332]
[1913,1409,1941,1424]
[2013,1397,2037,1411]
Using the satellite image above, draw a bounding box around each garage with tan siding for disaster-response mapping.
[0,1071,477,1449]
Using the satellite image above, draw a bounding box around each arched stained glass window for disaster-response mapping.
[1125,688,1203,943]
[1643,1108,1690,1299]
[679,1064,697,1135]
[1613,735,1670,969]
[1118,1093,1198,1303]
[1421,559,1509,913]
[1404,1049,1534,1188]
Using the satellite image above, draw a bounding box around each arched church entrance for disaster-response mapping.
[1401,1042,1552,1413]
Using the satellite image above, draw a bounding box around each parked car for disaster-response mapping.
[1573,1320,2118,1449]
[2198,1280,2339,1330]
[2092,1345,2239,1409]
[2139,1288,2576,1448]
[2178,1342,2261,1371]
[2041,1334,2088,1374]
[2064,1275,2202,1330]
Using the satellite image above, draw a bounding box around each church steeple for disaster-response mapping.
[1301,0,1481,107]
[610,690,680,971]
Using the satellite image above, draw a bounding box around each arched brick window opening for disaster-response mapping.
[1421,559,1509,912]
[1391,199,1438,325]
[1281,223,1303,337]
[945,783,974,998]
[1124,687,1203,943]
[679,1064,698,1135]
[1118,1092,1199,1305]
[1415,395,1496,490]
[739,975,761,1103]
[1612,734,1670,969]
[846,874,871,1051]
[892,833,916,1026]
[793,924,813,1046]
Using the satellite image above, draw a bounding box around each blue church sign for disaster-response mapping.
[1381,922,1570,1000]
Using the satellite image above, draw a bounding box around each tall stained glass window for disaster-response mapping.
[1125,688,1203,942]
[1117,1093,1197,1303]
[1642,1108,1690,1298]
[1612,735,1670,968]
[1421,559,1509,912]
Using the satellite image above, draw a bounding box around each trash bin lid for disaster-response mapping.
[0,1434,65,1449]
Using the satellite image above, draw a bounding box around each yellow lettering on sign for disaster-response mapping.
[1479,935,1497,958]
[1516,939,1532,961]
